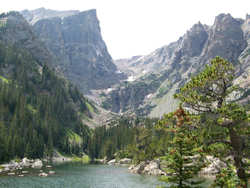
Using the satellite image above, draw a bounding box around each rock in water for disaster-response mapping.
[119,158,132,164]
[107,159,116,165]
[49,171,55,174]
[32,159,43,168]
[38,172,48,177]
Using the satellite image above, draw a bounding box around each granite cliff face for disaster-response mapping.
[0,11,55,67]
[109,13,249,116]
[21,9,125,93]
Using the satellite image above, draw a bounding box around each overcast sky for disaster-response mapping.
[1,0,249,59]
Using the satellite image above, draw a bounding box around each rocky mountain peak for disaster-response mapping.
[21,9,125,93]
[180,21,208,57]
[21,7,79,25]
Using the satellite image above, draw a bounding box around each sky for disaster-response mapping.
[1,0,249,59]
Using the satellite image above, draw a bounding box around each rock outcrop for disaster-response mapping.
[106,158,132,165]
[106,13,249,116]
[21,7,79,25]
[0,158,43,174]
[21,9,126,93]
[200,156,227,175]
[128,160,166,176]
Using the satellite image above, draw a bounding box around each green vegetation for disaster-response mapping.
[85,101,95,113]
[0,75,9,83]
[72,155,90,164]
[158,107,205,188]
[0,42,91,163]
[90,57,249,188]
[175,56,249,187]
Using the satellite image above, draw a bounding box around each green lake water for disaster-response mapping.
[0,163,169,188]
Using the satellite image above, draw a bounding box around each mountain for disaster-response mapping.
[107,13,250,117]
[0,11,96,161]
[21,7,79,25]
[21,8,126,94]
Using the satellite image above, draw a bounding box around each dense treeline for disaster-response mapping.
[0,42,91,162]
[88,117,159,160]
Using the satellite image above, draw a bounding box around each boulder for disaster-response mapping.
[7,172,15,175]
[4,167,10,171]
[46,165,52,168]
[38,172,48,177]
[129,160,166,176]
[119,158,132,164]
[107,159,116,165]
[49,171,55,174]
[21,171,29,174]
[143,160,166,176]
[21,157,32,167]
[200,156,227,175]
[129,161,147,174]
[31,159,43,168]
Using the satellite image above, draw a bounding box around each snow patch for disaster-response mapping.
[107,88,113,93]
[146,94,153,99]
[127,76,135,82]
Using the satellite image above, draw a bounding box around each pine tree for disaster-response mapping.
[159,107,205,188]
[175,56,250,187]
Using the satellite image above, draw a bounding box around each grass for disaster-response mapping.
[72,155,90,164]
[85,102,94,113]
[66,129,82,144]
[0,75,9,84]
[27,104,37,114]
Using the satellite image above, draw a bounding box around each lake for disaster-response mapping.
[0,163,169,188]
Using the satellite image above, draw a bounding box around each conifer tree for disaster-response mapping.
[159,107,205,188]
[175,57,250,187]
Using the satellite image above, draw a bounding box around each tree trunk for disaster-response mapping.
[229,128,248,188]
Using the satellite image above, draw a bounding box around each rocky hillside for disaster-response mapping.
[21,8,126,93]
[107,13,250,117]
[0,11,56,68]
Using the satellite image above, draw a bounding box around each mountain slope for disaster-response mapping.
[0,12,96,161]
[107,13,250,117]
[21,9,126,94]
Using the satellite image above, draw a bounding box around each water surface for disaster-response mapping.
[0,163,168,188]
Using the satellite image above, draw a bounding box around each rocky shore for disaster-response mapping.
[128,160,166,176]
[102,155,228,177]
[0,158,55,177]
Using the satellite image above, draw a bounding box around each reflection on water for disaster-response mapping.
[0,163,168,188]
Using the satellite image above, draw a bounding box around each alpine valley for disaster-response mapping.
[0,7,249,188]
